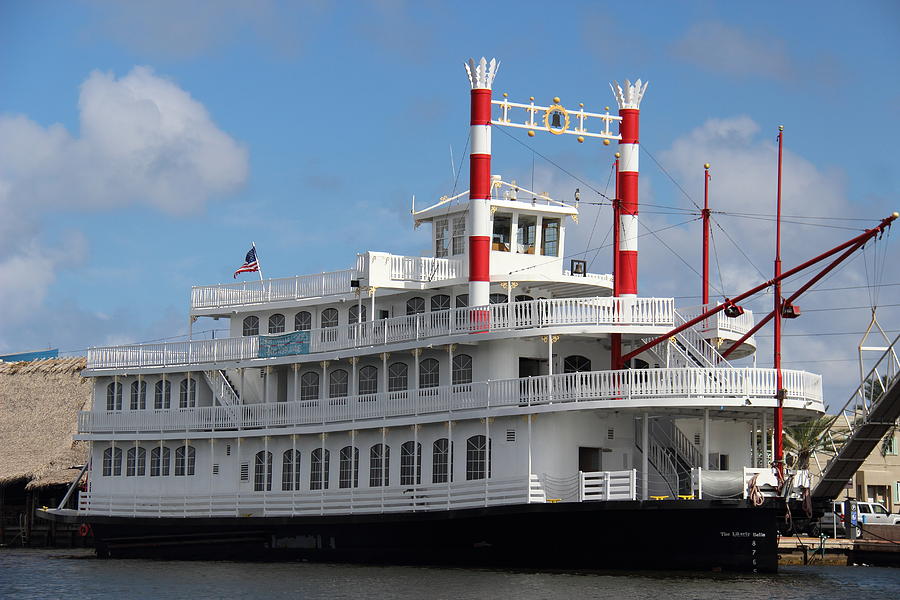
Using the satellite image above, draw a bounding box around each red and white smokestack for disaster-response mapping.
[611,79,648,298]
[465,57,499,309]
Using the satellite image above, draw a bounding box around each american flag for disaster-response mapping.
[233,246,259,278]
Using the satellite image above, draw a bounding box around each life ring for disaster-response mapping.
[79,523,90,537]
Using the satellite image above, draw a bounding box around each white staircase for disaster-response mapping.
[203,369,241,407]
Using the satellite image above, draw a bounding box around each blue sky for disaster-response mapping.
[1,0,898,406]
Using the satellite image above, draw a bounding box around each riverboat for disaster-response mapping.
[41,57,832,573]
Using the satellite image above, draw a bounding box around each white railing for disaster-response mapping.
[87,297,675,370]
[78,367,823,434]
[191,269,356,310]
[579,470,637,501]
[78,474,542,518]
[77,471,640,518]
[356,252,466,284]
[562,270,614,285]
[678,304,755,338]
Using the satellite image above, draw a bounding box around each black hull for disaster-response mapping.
[47,500,779,573]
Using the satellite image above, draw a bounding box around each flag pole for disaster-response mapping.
[253,241,264,281]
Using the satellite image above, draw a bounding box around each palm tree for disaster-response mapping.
[783,415,839,471]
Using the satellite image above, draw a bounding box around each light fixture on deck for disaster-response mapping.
[781,302,801,319]
[723,301,745,318]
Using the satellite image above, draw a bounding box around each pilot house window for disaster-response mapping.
[435,218,450,258]
[452,216,466,255]
[492,214,512,252]
[517,215,537,254]
[541,218,560,257]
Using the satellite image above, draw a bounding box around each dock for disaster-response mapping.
[778,525,900,566]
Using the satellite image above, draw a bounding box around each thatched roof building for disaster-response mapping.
[0,357,90,490]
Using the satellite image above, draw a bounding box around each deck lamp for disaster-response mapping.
[723,302,745,318]
[781,302,801,319]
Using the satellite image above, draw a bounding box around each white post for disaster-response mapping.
[702,409,710,470]
[642,412,649,500]
[252,242,264,281]
[762,411,768,468]
[752,419,758,468]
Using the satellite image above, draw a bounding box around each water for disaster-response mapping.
[1,549,898,599]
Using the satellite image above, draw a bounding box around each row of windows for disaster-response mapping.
[241,294,542,336]
[103,354,591,412]
[102,446,196,477]
[298,355,473,400]
[106,378,197,411]
[253,436,490,491]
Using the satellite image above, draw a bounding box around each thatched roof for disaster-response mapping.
[0,357,90,488]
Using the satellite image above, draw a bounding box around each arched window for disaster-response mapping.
[455,294,468,308]
[106,381,123,411]
[349,304,367,324]
[321,308,339,328]
[432,439,453,483]
[369,444,390,487]
[102,447,123,476]
[388,362,408,392]
[254,451,272,491]
[452,354,473,386]
[419,358,440,389]
[310,448,330,490]
[282,449,301,491]
[126,447,146,477]
[179,377,196,408]
[515,294,534,302]
[348,304,367,340]
[466,435,491,480]
[130,380,146,410]
[295,311,312,331]
[631,358,650,369]
[358,365,378,396]
[431,295,451,312]
[268,313,285,334]
[321,308,339,343]
[243,315,259,337]
[400,441,422,486]
[563,355,592,373]
[150,446,170,477]
[489,293,507,305]
[300,372,320,401]
[175,445,195,476]
[406,297,426,315]
[339,446,359,489]
[329,369,349,398]
[154,380,171,410]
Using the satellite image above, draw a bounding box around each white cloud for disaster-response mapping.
[0,67,248,217]
[0,67,248,349]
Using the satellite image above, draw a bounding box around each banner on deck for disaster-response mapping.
[258,330,310,358]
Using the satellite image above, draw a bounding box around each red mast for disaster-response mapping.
[611,153,621,369]
[702,163,711,306]
[774,125,785,479]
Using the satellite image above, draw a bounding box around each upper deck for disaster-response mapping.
[190,252,613,316]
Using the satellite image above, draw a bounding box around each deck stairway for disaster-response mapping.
[644,310,732,370]
[634,419,680,497]
[812,333,900,500]
[203,369,241,407]
[636,418,704,496]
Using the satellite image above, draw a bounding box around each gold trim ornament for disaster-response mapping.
[543,103,570,135]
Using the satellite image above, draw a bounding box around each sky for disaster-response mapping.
[1,0,898,410]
